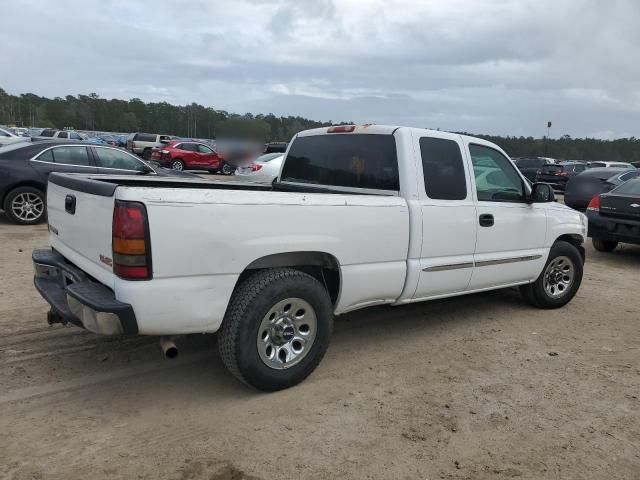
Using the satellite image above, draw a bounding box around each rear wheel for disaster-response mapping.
[592,238,618,252]
[3,187,46,225]
[142,148,152,160]
[221,163,233,175]
[170,159,185,171]
[520,241,583,309]
[218,268,333,391]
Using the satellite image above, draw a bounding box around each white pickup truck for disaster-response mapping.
[33,125,587,390]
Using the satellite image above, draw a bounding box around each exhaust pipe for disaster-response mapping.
[159,337,178,359]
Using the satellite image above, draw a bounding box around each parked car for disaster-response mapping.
[33,124,586,391]
[263,142,288,154]
[234,153,284,183]
[564,168,640,210]
[535,161,589,191]
[631,161,640,169]
[588,161,635,169]
[0,141,194,225]
[513,157,554,182]
[126,132,179,160]
[0,127,29,147]
[36,129,85,140]
[10,127,30,137]
[150,140,227,173]
[586,177,640,252]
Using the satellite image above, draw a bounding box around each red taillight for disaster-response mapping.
[250,163,263,172]
[586,195,601,212]
[327,125,356,133]
[558,171,568,176]
[112,201,152,280]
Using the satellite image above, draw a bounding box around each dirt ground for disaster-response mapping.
[0,211,638,480]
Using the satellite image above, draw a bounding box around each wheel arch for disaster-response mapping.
[554,234,585,262]
[2,181,47,206]
[238,251,342,306]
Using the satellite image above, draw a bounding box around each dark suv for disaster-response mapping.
[513,157,554,182]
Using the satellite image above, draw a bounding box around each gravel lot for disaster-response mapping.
[0,209,638,480]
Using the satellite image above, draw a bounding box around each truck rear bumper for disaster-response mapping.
[33,249,138,335]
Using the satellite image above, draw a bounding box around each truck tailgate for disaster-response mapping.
[47,174,117,288]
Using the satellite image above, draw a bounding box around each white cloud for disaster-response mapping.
[1,0,639,137]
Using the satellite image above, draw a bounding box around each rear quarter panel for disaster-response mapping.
[117,187,410,323]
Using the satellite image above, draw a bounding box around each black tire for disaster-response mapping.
[519,241,583,309]
[592,238,618,252]
[142,148,152,160]
[218,268,334,391]
[221,163,234,175]
[170,159,185,171]
[3,186,46,225]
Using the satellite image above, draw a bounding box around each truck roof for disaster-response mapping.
[297,124,478,141]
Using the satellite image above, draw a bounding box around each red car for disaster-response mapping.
[151,141,228,173]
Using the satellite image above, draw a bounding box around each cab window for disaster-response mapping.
[419,137,467,200]
[470,144,525,202]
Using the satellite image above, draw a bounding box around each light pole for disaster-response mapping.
[545,121,552,156]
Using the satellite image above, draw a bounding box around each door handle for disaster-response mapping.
[65,195,76,214]
[479,213,494,227]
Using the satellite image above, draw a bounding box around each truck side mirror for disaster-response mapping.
[529,183,555,203]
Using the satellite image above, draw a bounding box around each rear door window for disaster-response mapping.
[197,144,213,154]
[57,131,68,139]
[419,137,467,200]
[281,134,399,191]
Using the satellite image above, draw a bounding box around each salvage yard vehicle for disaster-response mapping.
[0,141,194,225]
[586,177,640,252]
[535,161,588,191]
[32,125,587,391]
[564,167,640,210]
[513,156,555,182]
[150,140,227,173]
[234,153,284,183]
[126,132,179,160]
[0,126,29,147]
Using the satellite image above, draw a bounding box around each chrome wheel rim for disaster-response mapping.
[543,255,574,297]
[12,192,44,222]
[257,298,317,370]
[172,161,183,171]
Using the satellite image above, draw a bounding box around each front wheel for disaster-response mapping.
[3,186,46,225]
[218,268,333,391]
[592,238,618,252]
[170,159,184,171]
[520,241,583,309]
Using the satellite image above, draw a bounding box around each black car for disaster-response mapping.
[535,161,588,191]
[513,157,553,182]
[586,177,640,252]
[564,167,640,211]
[0,140,195,225]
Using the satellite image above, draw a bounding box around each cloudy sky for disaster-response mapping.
[1,0,639,138]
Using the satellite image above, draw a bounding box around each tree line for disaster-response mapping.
[1,88,639,161]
